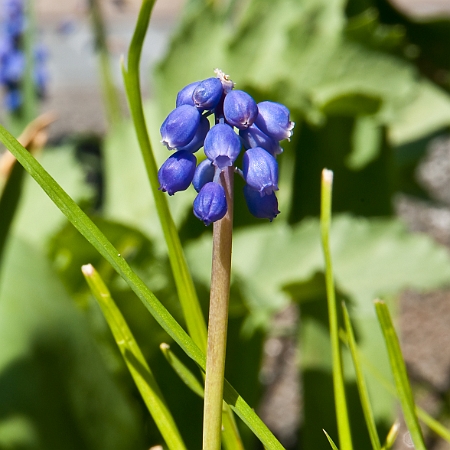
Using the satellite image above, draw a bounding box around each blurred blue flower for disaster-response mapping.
[0,0,49,112]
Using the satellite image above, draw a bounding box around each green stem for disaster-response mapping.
[320,169,353,450]
[88,0,122,125]
[122,0,207,354]
[203,167,234,450]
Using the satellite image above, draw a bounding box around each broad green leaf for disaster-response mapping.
[389,80,450,145]
[0,237,144,449]
[347,115,382,170]
[187,214,450,327]
[155,0,450,147]
[12,145,93,251]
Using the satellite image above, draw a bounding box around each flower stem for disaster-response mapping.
[203,166,234,450]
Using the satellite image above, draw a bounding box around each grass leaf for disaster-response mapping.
[320,169,353,450]
[342,303,381,450]
[122,0,208,354]
[375,300,426,450]
[323,429,340,450]
[82,264,187,450]
[160,343,204,398]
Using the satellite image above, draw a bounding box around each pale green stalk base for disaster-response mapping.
[203,167,234,450]
[320,169,353,450]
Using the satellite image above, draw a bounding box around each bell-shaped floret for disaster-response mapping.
[193,182,227,226]
[242,147,279,196]
[243,185,280,221]
[223,90,258,130]
[160,105,201,150]
[192,77,223,111]
[239,123,283,157]
[176,81,201,107]
[177,115,210,153]
[204,123,241,170]
[158,150,197,195]
[254,101,295,141]
[192,159,215,193]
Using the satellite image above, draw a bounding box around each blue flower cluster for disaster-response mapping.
[0,0,47,112]
[158,69,294,226]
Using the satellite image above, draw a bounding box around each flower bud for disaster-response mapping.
[223,90,258,130]
[193,182,227,226]
[192,77,224,111]
[204,123,241,170]
[254,101,295,141]
[242,147,279,196]
[158,150,197,195]
[176,81,200,107]
[192,159,215,192]
[177,115,210,153]
[160,105,201,150]
[243,185,280,221]
[239,123,282,157]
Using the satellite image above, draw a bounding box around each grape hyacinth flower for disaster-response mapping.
[157,69,294,225]
[0,0,48,113]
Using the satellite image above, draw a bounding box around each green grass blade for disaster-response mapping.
[416,408,450,442]
[82,264,187,450]
[342,303,381,450]
[340,329,450,444]
[0,124,284,450]
[320,169,353,450]
[374,300,426,450]
[122,0,208,354]
[323,430,340,450]
[160,343,205,398]
[381,421,399,450]
[342,332,450,445]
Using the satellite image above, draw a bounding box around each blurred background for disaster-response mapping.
[3,0,450,449]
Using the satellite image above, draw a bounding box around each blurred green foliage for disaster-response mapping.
[2,0,450,448]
